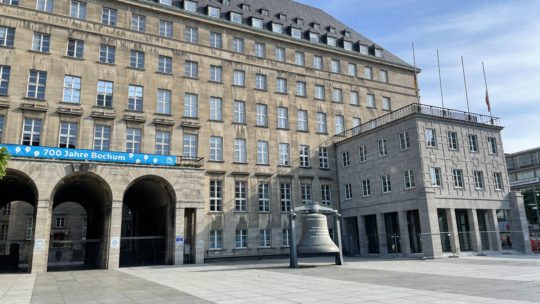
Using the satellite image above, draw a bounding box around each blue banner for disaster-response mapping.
[0,144,177,166]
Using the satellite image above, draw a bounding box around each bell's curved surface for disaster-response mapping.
[297,213,340,254]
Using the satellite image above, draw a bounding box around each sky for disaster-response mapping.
[296,0,540,153]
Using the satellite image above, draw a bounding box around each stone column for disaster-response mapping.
[174,206,185,265]
[447,209,461,254]
[488,209,502,251]
[509,192,532,254]
[418,206,442,258]
[106,200,123,270]
[357,216,368,256]
[195,208,206,264]
[397,211,410,256]
[376,213,387,255]
[467,209,482,253]
[31,199,52,274]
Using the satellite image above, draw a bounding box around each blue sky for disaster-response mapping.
[296,0,540,153]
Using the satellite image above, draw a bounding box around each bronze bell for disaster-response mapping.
[297,213,340,254]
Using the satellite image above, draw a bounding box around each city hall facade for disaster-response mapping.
[0,0,528,273]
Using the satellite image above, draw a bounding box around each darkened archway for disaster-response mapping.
[47,172,112,271]
[120,176,175,267]
[0,169,38,273]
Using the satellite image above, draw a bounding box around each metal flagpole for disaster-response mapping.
[437,49,444,109]
[412,43,420,103]
[482,62,493,120]
[461,56,471,118]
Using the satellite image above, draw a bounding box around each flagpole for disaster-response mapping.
[461,56,470,118]
[436,49,444,109]
[412,43,420,103]
[482,62,493,119]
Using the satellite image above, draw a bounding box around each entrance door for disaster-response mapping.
[384,212,401,253]
[184,208,195,264]
[437,209,452,252]
[344,217,359,256]
[456,209,472,251]
[364,215,379,254]
[407,210,422,253]
[477,210,490,250]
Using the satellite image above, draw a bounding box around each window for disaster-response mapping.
[256,104,268,127]
[93,125,110,151]
[377,139,387,156]
[315,85,325,100]
[380,70,388,83]
[352,117,361,130]
[335,115,345,134]
[235,181,247,212]
[32,32,50,53]
[474,171,484,189]
[36,0,53,12]
[183,133,198,158]
[295,51,305,66]
[127,85,143,112]
[362,180,371,196]
[348,63,357,77]
[299,145,310,167]
[209,230,223,249]
[453,169,464,188]
[316,112,327,133]
[345,184,352,199]
[25,217,33,241]
[382,97,391,110]
[272,22,283,34]
[297,110,308,131]
[157,89,171,115]
[185,27,198,43]
[367,94,375,108]
[425,129,437,147]
[62,75,81,104]
[209,65,222,82]
[131,14,146,32]
[159,20,173,38]
[0,115,4,142]
[275,47,286,62]
[399,131,410,150]
[331,59,340,73]
[430,167,442,187]
[364,67,373,79]
[70,1,86,19]
[488,137,497,154]
[58,121,78,149]
[184,0,197,12]
[210,180,222,212]
[230,12,242,24]
[55,217,65,228]
[359,145,367,162]
[0,224,7,240]
[279,143,290,166]
[130,50,145,69]
[255,74,267,90]
[494,172,503,190]
[375,49,384,57]
[232,37,244,53]
[233,70,245,86]
[276,78,287,94]
[321,185,331,205]
[259,229,271,247]
[468,134,478,152]
[448,132,459,150]
[381,175,392,193]
[66,39,84,58]
[184,93,198,118]
[332,88,343,103]
[350,91,359,105]
[342,151,350,167]
[258,183,270,212]
[235,230,247,248]
[158,55,172,74]
[280,183,291,212]
[277,107,288,129]
[301,183,312,204]
[184,60,198,78]
[0,26,15,47]
[233,138,247,163]
[313,56,323,70]
[96,80,114,107]
[22,118,42,146]
[251,17,263,29]
[209,97,222,121]
[319,147,329,169]
[344,41,353,51]
[102,7,117,26]
[233,100,246,124]
[282,229,290,246]
[291,28,302,39]
[99,45,115,64]
[255,42,266,58]
[210,32,222,49]
[210,136,223,161]
[126,128,142,153]
[155,131,170,155]
[296,81,306,97]
[257,141,269,165]
[403,170,415,189]
[208,6,220,18]
[27,70,47,100]
[309,32,319,43]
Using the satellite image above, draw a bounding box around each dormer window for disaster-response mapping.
[241,3,250,11]
[326,36,337,47]
[278,13,287,21]
[343,40,353,51]
[207,6,220,18]
[296,18,304,26]
[359,44,369,55]
[343,30,351,38]
[230,12,242,24]
[159,0,172,5]
[328,26,336,34]
[291,27,302,39]
[251,17,263,29]
[312,22,320,30]
[309,32,319,43]
[260,9,269,16]
[272,22,283,34]
[221,0,230,5]
[184,0,197,12]
[375,48,384,58]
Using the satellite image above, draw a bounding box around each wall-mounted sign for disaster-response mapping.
[34,239,45,251]
[510,177,540,188]
[111,238,120,249]
[0,144,177,166]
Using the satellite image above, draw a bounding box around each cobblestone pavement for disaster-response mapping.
[1,255,539,303]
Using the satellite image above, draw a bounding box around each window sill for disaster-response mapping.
[232,122,247,126]
[155,71,173,76]
[297,130,309,133]
[209,211,224,214]
[255,125,269,128]
[234,211,248,213]
[232,84,246,88]
[126,67,145,71]
[208,80,223,84]
[96,61,116,66]
[154,112,172,117]
[183,76,199,80]
[62,56,84,61]
[22,97,46,101]
[28,50,50,55]
[254,88,268,92]
[208,119,224,123]
[208,160,225,163]
[257,163,270,166]
[207,248,226,252]
[319,167,330,171]
[0,45,15,49]
[349,103,360,107]
[316,132,328,135]
[277,128,290,131]
[278,165,291,168]
[275,92,288,95]
[233,162,248,165]
[182,116,199,120]
[299,166,312,169]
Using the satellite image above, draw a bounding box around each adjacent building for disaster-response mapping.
[506,147,540,191]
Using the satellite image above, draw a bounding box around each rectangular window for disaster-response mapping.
[425,129,437,147]
[210,180,222,212]
[232,37,244,53]
[209,97,222,121]
[291,28,302,39]
[22,118,42,146]
[277,107,288,129]
[474,171,484,189]
[332,88,343,103]
[62,75,81,104]
[335,115,345,134]
[208,6,220,18]
[32,32,50,53]
[280,183,291,212]
[327,36,337,46]
[233,100,246,124]
[230,12,242,24]
[352,118,361,130]
[315,85,325,100]
[399,131,410,150]
[316,112,327,134]
[380,70,388,83]
[210,32,222,48]
[313,56,323,70]
[233,70,245,86]
[297,110,308,131]
[301,183,312,204]
[282,229,290,246]
[362,180,371,196]
[452,169,464,188]
[272,22,283,34]
[184,0,197,12]
[96,80,113,107]
[331,59,340,73]
[155,131,170,155]
[348,63,357,77]
[257,141,269,165]
[403,170,415,189]
[279,143,290,166]
[0,26,15,47]
[235,230,247,248]
[259,229,271,247]
[185,27,198,43]
[157,89,171,114]
[70,1,86,19]
[210,136,223,161]
[209,230,223,249]
[130,50,145,69]
[99,44,115,64]
[299,145,310,167]
[183,93,198,118]
[275,47,286,62]
[183,133,198,158]
[159,20,173,38]
[127,85,143,112]
[0,224,8,240]
[359,145,367,162]
[494,172,503,190]
[377,139,387,156]
[25,217,33,241]
[488,137,497,154]
[66,39,84,58]
[296,81,306,97]
[468,134,478,152]
[209,65,222,82]
[251,17,263,29]
[364,67,373,79]
[235,181,247,212]
[158,55,172,74]
[382,97,391,110]
[367,94,375,108]
[319,147,329,169]
[256,104,268,127]
[350,91,359,105]
[430,167,442,186]
[184,60,198,78]
[309,32,320,43]
[255,74,267,90]
[27,70,47,100]
[258,182,270,212]
[58,121,78,149]
[255,43,266,58]
[321,185,331,205]
[276,78,287,94]
[36,0,53,12]
[342,151,350,167]
[448,131,459,150]
[345,184,352,200]
[0,115,4,142]
[55,217,65,228]
[125,128,142,153]
[381,175,392,193]
[295,51,305,66]
[131,14,146,32]
[102,7,117,26]
[93,124,110,151]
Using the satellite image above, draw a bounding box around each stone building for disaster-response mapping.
[506,147,540,191]
[0,0,418,272]
[335,104,531,257]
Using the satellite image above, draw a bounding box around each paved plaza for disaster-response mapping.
[1,255,539,303]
